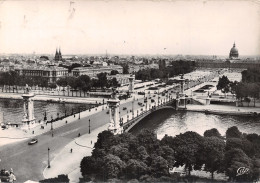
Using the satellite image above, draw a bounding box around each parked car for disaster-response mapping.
[106,110,109,114]
[151,99,155,103]
[28,138,38,145]
[138,102,143,106]
[123,107,127,110]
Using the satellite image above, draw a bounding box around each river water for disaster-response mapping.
[1,98,259,137]
[0,99,93,124]
[130,109,260,138]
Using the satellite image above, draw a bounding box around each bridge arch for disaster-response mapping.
[124,105,176,133]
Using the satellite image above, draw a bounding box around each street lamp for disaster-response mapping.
[78,107,80,119]
[89,119,91,134]
[132,96,135,119]
[43,110,47,123]
[48,147,50,168]
[51,116,53,131]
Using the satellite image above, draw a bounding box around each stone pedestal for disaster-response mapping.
[22,92,36,128]
[107,98,123,135]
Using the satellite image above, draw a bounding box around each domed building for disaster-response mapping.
[229,42,239,59]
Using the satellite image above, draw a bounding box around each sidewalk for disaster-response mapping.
[43,123,109,182]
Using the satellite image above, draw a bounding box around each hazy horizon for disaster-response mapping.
[0,0,260,55]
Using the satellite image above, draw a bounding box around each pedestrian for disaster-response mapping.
[65,120,68,124]
[9,172,16,183]
[70,148,73,153]
[91,140,92,144]
[32,131,34,134]
[78,133,81,137]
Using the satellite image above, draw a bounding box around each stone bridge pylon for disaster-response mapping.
[107,97,123,135]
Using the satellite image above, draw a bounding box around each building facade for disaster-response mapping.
[71,65,123,78]
[15,66,68,83]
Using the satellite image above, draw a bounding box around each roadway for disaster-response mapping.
[0,91,173,182]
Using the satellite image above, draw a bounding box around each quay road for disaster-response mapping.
[0,91,173,182]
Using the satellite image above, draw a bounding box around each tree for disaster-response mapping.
[56,77,68,87]
[135,69,151,81]
[226,126,242,139]
[172,131,205,175]
[80,156,98,176]
[204,128,222,138]
[76,75,91,91]
[97,72,108,88]
[224,148,253,182]
[151,156,169,177]
[94,130,115,151]
[226,138,255,158]
[40,174,69,183]
[120,63,129,74]
[109,144,131,162]
[111,70,119,75]
[137,130,160,154]
[202,137,225,179]
[125,159,149,179]
[217,75,230,96]
[103,154,126,180]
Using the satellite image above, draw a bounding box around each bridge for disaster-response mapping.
[123,99,177,132]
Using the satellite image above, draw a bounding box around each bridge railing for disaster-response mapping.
[122,98,176,132]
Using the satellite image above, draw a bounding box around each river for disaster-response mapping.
[0,99,94,124]
[130,109,260,138]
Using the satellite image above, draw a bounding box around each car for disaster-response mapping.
[106,110,109,114]
[138,102,143,106]
[28,138,38,145]
[123,107,127,110]
[148,97,152,99]
[151,99,155,103]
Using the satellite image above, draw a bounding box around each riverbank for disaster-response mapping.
[186,104,260,116]
[0,92,106,104]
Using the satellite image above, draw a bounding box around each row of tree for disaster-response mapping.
[135,61,196,81]
[80,126,260,182]
[217,73,260,106]
[56,72,119,91]
[0,70,119,91]
[0,71,49,87]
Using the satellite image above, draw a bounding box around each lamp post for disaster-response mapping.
[88,119,91,134]
[48,147,50,168]
[51,115,53,131]
[64,109,67,117]
[132,96,134,119]
[44,110,47,123]
[78,107,80,119]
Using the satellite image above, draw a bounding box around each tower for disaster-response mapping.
[58,48,62,60]
[229,42,239,59]
[22,92,36,128]
[128,75,135,96]
[54,47,62,61]
[107,98,123,135]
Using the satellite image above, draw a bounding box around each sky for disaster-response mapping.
[0,0,260,56]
